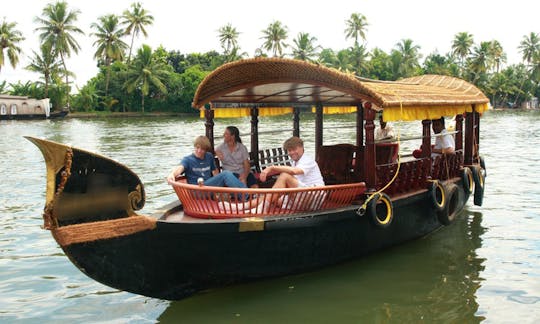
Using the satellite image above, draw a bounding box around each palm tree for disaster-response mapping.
[218,23,240,59]
[488,40,506,73]
[25,44,63,97]
[91,14,128,95]
[344,13,368,47]
[291,32,320,62]
[394,39,422,78]
[451,32,474,73]
[124,44,169,113]
[468,41,492,83]
[261,21,288,57]
[34,1,84,107]
[122,2,154,63]
[0,18,25,73]
[519,32,540,65]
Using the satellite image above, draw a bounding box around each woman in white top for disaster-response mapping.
[215,126,258,188]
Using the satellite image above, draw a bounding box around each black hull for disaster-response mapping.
[0,110,68,120]
[62,188,465,300]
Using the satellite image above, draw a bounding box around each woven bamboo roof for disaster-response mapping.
[192,58,489,121]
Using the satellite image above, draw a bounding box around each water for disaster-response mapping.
[1,110,539,323]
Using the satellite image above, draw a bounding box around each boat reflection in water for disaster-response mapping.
[28,58,488,301]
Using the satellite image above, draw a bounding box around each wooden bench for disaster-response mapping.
[249,147,292,187]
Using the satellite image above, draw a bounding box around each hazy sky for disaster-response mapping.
[2,0,538,89]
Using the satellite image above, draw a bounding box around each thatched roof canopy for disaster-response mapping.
[192,58,489,121]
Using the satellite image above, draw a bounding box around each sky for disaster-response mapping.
[1,0,538,90]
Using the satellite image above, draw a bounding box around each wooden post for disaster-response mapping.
[455,113,463,152]
[421,119,432,158]
[474,108,480,163]
[464,110,474,165]
[204,108,215,152]
[293,106,300,137]
[250,106,259,166]
[315,103,323,158]
[355,102,364,180]
[364,104,376,190]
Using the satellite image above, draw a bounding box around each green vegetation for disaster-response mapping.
[1,2,539,112]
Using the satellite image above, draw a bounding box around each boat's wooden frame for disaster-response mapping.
[27,58,488,300]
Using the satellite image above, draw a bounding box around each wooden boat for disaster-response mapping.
[0,95,68,120]
[27,58,488,300]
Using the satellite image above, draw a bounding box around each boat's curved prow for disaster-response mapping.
[25,136,145,228]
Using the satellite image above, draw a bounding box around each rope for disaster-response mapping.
[42,147,73,230]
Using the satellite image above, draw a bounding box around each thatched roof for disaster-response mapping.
[192,58,489,121]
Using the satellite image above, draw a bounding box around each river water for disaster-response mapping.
[1,110,539,323]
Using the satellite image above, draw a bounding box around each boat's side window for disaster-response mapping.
[0,104,6,115]
[10,104,17,115]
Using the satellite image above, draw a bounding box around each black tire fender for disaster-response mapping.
[429,180,446,211]
[437,183,459,225]
[472,166,485,206]
[367,192,393,228]
[462,167,474,195]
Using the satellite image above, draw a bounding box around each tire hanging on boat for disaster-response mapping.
[367,192,393,228]
[472,166,485,206]
[461,167,474,196]
[429,180,446,212]
[437,183,459,225]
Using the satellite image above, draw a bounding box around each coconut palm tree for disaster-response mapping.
[91,14,128,95]
[34,1,84,107]
[291,32,320,62]
[25,44,63,97]
[218,23,240,59]
[468,41,493,83]
[394,39,422,78]
[451,32,474,74]
[519,32,540,65]
[0,18,25,73]
[124,44,169,113]
[122,2,154,63]
[261,21,288,57]
[488,40,506,73]
[344,13,368,47]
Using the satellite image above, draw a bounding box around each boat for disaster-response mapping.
[0,95,68,120]
[27,57,488,300]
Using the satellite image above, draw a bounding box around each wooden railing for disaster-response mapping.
[168,181,366,219]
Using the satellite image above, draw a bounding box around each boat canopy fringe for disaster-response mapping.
[192,57,490,121]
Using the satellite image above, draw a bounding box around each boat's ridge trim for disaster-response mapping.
[52,216,157,247]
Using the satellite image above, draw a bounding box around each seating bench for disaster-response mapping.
[249,147,292,187]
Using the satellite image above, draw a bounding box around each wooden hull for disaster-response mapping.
[26,136,474,300]
[59,188,465,300]
[0,110,68,120]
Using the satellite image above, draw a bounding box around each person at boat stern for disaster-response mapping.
[375,114,395,141]
[215,126,258,188]
[431,117,455,156]
[167,135,247,189]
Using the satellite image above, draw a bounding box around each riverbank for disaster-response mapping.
[66,111,197,118]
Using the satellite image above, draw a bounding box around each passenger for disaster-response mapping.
[431,117,455,156]
[375,115,395,141]
[215,126,258,188]
[167,135,247,189]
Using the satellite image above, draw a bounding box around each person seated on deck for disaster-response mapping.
[166,135,247,189]
[431,116,455,157]
[215,126,258,188]
[249,136,325,212]
[375,114,395,141]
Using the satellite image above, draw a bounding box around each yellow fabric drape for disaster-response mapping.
[200,107,294,118]
[383,103,490,121]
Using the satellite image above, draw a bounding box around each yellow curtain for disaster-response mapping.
[383,103,490,121]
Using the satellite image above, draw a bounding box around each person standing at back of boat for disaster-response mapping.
[215,126,258,188]
[431,116,455,156]
[167,135,247,189]
[375,114,395,141]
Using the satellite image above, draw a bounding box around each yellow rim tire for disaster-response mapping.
[368,192,393,228]
[429,181,446,211]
